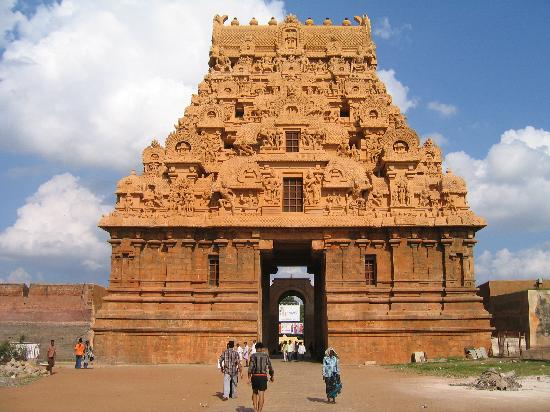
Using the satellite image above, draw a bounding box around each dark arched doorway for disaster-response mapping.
[261,240,327,360]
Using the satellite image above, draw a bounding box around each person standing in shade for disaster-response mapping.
[248,342,274,412]
[287,341,293,361]
[293,341,299,361]
[74,338,85,369]
[322,348,342,403]
[298,341,306,361]
[219,340,242,401]
[83,340,94,369]
[46,340,56,375]
[243,341,250,367]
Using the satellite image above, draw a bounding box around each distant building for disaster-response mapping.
[478,279,549,357]
[0,283,106,360]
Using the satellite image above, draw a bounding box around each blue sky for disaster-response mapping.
[0,0,549,285]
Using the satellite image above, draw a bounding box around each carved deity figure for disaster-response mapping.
[304,170,322,206]
[393,178,411,207]
[218,183,235,212]
[213,49,231,72]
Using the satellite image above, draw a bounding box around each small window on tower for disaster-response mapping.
[340,104,350,117]
[285,131,300,152]
[283,177,303,212]
[365,255,377,286]
[235,104,244,118]
[209,256,219,287]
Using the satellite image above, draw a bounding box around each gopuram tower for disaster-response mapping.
[94,14,492,364]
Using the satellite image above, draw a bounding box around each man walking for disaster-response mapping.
[46,340,56,375]
[74,338,85,369]
[298,341,306,361]
[248,342,274,412]
[219,340,242,401]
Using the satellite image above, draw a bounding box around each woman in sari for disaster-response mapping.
[322,348,342,403]
[82,340,94,369]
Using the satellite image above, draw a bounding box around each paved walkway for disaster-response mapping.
[1,359,550,411]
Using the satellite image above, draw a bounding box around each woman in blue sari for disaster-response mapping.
[322,348,342,403]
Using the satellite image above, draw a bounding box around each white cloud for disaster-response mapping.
[476,243,550,283]
[378,69,418,113]
[0,0,24,49]
[374,17,411,40]
[0,173,111,270]
[428,101,457,117]
[421,132,448,147]
[0,267,32,284]
[0,0,285,170]
[445,126,550,231]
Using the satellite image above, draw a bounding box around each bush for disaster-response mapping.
[0,341,27,364]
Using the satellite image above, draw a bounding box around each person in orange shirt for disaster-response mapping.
[74,338,85,369]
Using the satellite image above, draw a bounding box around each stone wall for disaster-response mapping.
[478,280,550,350]
[0,283,106,360]
[529,289,550,348]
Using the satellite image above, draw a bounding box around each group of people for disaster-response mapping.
[280,340,306,361]
[44,337,94,375]
[74,337,94,369]
[219,340,274,412]
[218,339,342,410]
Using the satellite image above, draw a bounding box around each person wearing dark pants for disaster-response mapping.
[248,342,274,412]
[46,340,56,375]
[74,338,85,369]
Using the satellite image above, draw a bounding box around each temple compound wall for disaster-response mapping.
[0,283,106,360]
[478,280,550,351]
[94,13,492,364]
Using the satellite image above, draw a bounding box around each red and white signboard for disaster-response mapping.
[279,322,304,335]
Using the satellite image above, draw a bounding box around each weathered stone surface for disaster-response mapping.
[94,13,492,364]
[0,283,106,360]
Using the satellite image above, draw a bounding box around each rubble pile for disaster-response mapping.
[0,358,49,379]
[474,369,522,391]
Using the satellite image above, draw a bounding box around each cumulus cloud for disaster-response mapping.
[428,101,457,117]
[374,17,411,40]
[0,267,32,284]
[476,243,550,283]
[0,173,111,270]
[378,69,418,113]
[0,0,285,170]
[446,126,550,231]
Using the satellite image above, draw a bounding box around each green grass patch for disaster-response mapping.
[388,358,550,378]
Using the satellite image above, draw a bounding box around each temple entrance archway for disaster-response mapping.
[261,240,327,359]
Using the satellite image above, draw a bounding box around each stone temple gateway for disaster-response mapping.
[94,14,492,364]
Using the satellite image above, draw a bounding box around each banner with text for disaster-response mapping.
[279,305,300,322]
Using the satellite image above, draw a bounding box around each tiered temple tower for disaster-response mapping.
[94,14,492,364]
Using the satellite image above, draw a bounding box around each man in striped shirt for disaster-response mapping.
[219,340,242,400]
[248,342,274,412]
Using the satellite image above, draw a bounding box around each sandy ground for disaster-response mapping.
[1,360,549,412]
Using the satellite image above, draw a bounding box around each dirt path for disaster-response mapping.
[1,360,549,412]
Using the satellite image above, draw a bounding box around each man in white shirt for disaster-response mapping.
[236,343,244,361]
[298,342,306,361]
[251,340,257,355]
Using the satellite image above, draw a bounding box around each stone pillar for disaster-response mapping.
[181,238,196,284]
[440,236,453,288]
[463,238,477,288]
[129,238,145,288]
[196,240,212,284]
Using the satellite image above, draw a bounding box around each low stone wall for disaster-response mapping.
[0,283,106,361]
